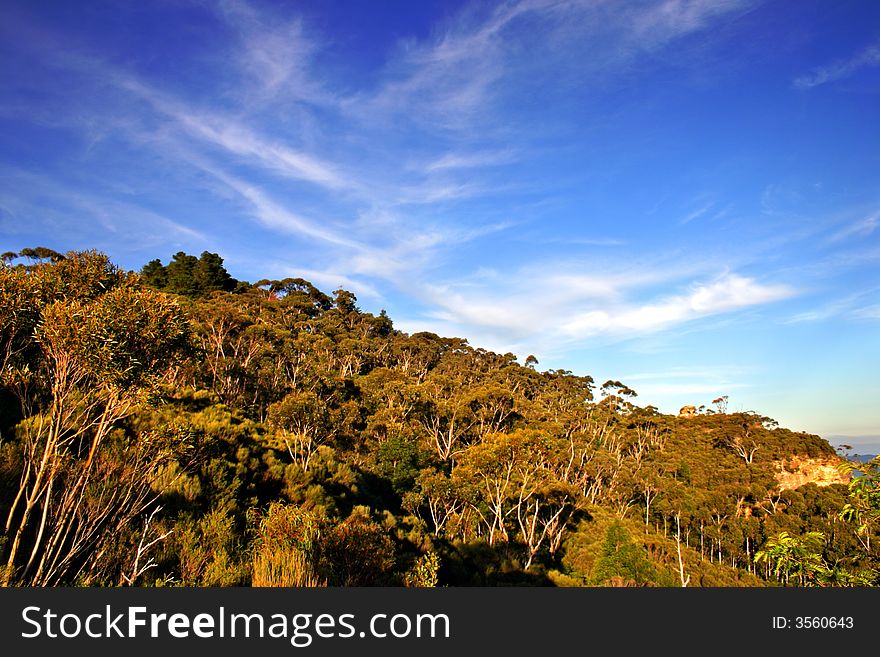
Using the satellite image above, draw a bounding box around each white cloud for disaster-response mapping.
[71,196,207,243]
[560,273,792,336]
[347,0,751,132]
[213,0,336,105]
[679,201,715,225]
[828,212,879,243]
[544,273,620,299]
[626,0,753,48]
[852,305,880,320]
[794,42,880,89]
[114,75,349,191]
[160,151,359,248]
[690,273,788,311]
[424,150,516,172]
[783,287,880,324]
[397,266,795,360]
[0,167,207,249]
[394,182,485,205]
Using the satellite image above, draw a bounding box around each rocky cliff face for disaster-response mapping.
[774,456,851,491]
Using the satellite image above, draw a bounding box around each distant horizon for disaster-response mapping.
[2,1,878,443]
[825,435,880,457]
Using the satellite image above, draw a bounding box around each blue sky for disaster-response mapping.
[1,0,879,450]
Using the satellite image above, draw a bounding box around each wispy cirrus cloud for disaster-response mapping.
[794,42,880,89]
[8,39,351,194]
[347,0,754,132]
[0,166,206,249]
[193,162,360,248]
[852,305,880,320]
[394,181,487,205]
[679,201,715,225]
[212,0,335,106]
[423,150,516,172]
[623,0,755,48]
[785,286,880,324]
[110,74,351,191]
[828,211,879,243]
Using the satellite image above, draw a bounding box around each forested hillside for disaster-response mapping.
[1,249,877,587]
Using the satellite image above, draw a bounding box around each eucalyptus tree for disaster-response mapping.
[1,252,191,585]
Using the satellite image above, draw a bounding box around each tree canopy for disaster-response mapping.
[140,251,237,297]
[0,249,874,588]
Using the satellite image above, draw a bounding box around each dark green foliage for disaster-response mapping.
[140,258,167,289]
[194,251,235,294]
[593,522,659,586]
[371,434,427,496]
[140,251,237,297]
[165,252,200,297]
